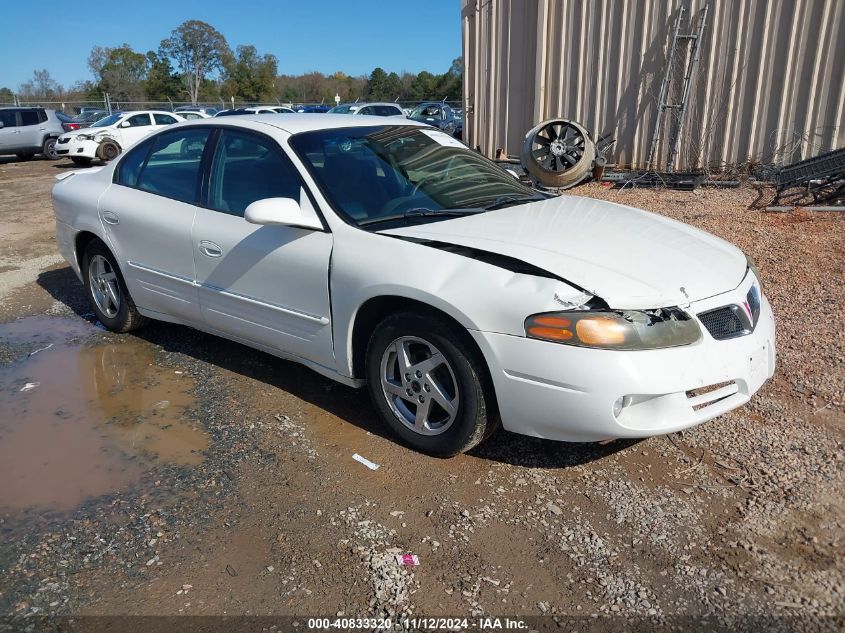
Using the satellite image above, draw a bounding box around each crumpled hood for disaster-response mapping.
[382,195,747,309]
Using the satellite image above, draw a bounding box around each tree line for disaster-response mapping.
[1,20,462,105]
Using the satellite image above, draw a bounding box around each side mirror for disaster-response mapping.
[0,121,4,129]
[119,121,130,128]
[244,197,323,230]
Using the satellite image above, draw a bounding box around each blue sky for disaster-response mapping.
[0,1,461,90]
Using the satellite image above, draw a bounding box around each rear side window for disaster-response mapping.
[374,105,402,116]
[20,110,40,126]
[116,137,154,187]
[125,113,151,127]
[135,129,211,203]
[208,130,302,217]
[153,113,178,125]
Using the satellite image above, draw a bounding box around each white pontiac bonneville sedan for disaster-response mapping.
[56,110,184,166]
[52,115,776,456]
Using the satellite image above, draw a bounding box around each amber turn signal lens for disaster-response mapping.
[532,316,571,328]
[527,326,574,341]
[575,316,627,345]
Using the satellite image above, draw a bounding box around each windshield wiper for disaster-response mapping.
[358,207,485,227]
[482,195,545,211]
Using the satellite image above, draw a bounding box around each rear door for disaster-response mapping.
[17,110,44,149]
[98,127,212,323]
[192,128,334,367]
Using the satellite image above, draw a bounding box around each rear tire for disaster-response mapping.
[82,239,147,332]
[42,137,59,160]
[365,311,498,457]
[71,156,93,166]
[15,152,35,161]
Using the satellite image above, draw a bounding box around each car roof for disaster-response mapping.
[178,113,428,134]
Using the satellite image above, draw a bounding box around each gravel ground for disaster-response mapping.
[0,160,842,632]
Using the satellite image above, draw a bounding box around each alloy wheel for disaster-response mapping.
[88,254,120,318]
[379,336,460,436]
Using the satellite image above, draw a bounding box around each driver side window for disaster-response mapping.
[125,114,152,127]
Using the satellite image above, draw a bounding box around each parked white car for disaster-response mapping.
[55,111,183,165]
[51,115,775,456]
[328,102,406,117]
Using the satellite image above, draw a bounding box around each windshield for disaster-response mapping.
[411,104,442,119]
[289,125,539,227]
[91,113,122,128]
[328,105,356,114]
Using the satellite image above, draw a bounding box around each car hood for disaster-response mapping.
[381,195,747,309]
[59,126,115,139]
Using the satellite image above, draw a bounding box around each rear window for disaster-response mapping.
[116,137,154,187]
[20,110,40,126]
[136,129,211,204]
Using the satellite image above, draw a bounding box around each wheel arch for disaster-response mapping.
[74,230,103,271]
[349,295,494,395]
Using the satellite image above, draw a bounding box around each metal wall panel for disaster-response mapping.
[462,0,845,170]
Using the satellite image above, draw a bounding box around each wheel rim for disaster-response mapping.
[88,255,120,318]
[44,139,58,159]
[379,336,460,436]
[104,144,118,160]
[530,122,586,173]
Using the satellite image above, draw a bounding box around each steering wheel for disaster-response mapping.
[411,173,443,197]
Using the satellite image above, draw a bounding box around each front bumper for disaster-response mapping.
[55,137,100,159]
[471,277,776,442]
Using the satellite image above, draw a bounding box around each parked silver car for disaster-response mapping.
[0,107,67,160]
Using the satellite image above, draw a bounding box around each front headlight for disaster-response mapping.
[746,255,762,289]
[76,134,92,141]
[525,308,701,350]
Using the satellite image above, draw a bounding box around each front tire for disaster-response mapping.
[42,137,59,160]
[96,139,121,162]
[82,239,147,332]
[365,311,498,456]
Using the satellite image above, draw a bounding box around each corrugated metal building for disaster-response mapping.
[461,0,845,170]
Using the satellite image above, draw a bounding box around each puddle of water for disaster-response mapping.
[0,317,209,512]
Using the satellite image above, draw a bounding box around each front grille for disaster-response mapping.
[698,306,745,340]
[58,137,70,144]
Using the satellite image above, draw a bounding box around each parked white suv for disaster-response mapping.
[55,111,183,165]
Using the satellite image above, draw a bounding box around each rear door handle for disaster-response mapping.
[198,240,222,257]
[102,211,119,225]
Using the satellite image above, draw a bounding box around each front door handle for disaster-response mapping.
[198,240,222,257]
[102,211,119,225]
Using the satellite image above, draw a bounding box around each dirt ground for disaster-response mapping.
[0,157,843,632]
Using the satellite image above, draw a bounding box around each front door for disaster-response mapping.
[114,112,154,149]
[192,128,334,369]
[0,109,19,150]
[98,127,213,323]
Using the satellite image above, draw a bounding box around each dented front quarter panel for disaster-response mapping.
[329,225,585,378]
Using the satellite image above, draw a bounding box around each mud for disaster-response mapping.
[0,316,207,512]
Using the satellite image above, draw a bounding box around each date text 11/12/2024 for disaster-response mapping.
[307,616,529,630]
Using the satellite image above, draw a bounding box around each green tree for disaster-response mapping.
[144,51,183,100]
[222,45,278,102]
[88,45,148,100]
[0,86,13,103]
[160,20,230,104]
[366,67,388,100]
[409,71,437,101]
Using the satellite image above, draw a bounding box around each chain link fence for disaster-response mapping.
[0,94,463,115]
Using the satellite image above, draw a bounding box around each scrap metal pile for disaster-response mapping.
[768,146,845,208]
